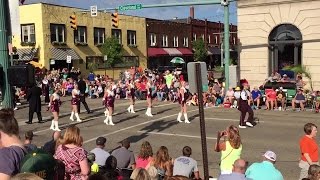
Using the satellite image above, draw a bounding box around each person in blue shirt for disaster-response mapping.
[245,150,284,180]
[250,87,261,109]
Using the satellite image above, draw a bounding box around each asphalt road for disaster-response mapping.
[17,99,320,179]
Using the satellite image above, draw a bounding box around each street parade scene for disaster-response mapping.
[1,0,320,180]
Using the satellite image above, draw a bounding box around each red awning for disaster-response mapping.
[148,48,168,57]
[177,48,193,56]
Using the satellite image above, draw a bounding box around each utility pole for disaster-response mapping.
[222,0,230,90]
[0,0,12,108]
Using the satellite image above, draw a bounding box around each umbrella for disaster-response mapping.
[170,57,185,64]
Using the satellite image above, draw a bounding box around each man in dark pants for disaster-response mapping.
[77,76,92,114]
[26,84,43,124]
[238,80,254,129]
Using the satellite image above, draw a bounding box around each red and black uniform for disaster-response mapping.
[104,89,115,108]
[178,87,189,105]
[50,93,61,113]
[71,89,80,105]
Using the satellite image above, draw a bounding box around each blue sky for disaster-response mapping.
[26,0,237,24]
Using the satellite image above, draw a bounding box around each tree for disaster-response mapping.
[193,39,207,62]
[100,37,123,78]
[283,65,313,91]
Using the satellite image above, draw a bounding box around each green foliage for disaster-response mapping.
[87,62,98,73]
[101,37,123,68]
[214,66,224,72]
[193,39,207,62]
[283,65,313,90]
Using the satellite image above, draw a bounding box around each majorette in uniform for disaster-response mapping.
[127,81,136,113]
[70,85,81,122]
[238,79,254,129]
[49,89,62,131]
[103,86,115,125]
[145,80,153,117]
[177,81,190,123]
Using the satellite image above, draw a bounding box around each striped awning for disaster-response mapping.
[148,48,193,57]
[163,48,182,56]
[50,48,82,60]
[16,48,38,61]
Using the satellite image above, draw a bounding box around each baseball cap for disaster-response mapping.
[96,137,107,145]
[263,150,277,161]
[20,149,55,180]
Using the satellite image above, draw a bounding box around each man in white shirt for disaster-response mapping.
[90,137,110,167]
[173,146,200,179]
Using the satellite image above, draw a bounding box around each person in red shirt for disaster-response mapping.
[266,87,277,110]
[299,123,319,180]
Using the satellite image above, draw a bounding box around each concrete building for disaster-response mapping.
[13,3,147,77]
[238,0,320,89]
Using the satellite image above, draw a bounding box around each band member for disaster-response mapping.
[26,84,43,124]
[145,79,153,117]
[103,84,115,126]
[70,82,81,122]
[49,86,62,131]
[177,81,190,123]
[238,79,254,129]
[127,80,136,113]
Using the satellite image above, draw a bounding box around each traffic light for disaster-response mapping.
[70,14,77,30]
[111,12,119,28]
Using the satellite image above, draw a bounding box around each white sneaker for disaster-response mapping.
[246,122,254,127]
[239,125,247,129]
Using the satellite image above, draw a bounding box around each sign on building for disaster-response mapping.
[66,56,72,64]
[90,5,98,17]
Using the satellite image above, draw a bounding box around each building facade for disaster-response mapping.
[13,3,147,77]
[238,0,320,89]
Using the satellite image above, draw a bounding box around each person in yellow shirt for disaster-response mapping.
[87,153,99,174]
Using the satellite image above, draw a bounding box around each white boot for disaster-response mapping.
[104,116,109,125]
[131,105,136,113]
[75,113,82,122]
[70,112,75,121]
[54,121,61,131]
[50,120,55,130]
[127,106,131,113]
[149,108,153,117]
[184,113,190,124]
[108,116,115,126]
[177,112,182,122]
[145,108,149,116]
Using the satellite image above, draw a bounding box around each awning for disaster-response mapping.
[148,48,193,57]
[50,48,82,60]
[176,48,193,56]
[16,48,38,61]
[148,48,168,57]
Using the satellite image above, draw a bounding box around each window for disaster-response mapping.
[162,35,168,47]
[193,33,197,41]
[150,33,156,46]
[94,28,105,45]
[208,35,211,44]
[112,29,122,44]
[173,36,179,47]
[50,24,65,43]
[183,37,188,47]
[233,37,237,44]
[201,34,205,40]
[127,30,136,46]
[215,35,218,44]
[74,26,87,43]
[21,24,35,43]
[86,56,104,69]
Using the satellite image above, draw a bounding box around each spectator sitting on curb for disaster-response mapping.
[218,159,252,180]
[245,150,284,180]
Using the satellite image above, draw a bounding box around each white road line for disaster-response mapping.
[83,107,214,144]
[33,102,180,135]
[137,130,217,140]
[201,117,265,123]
